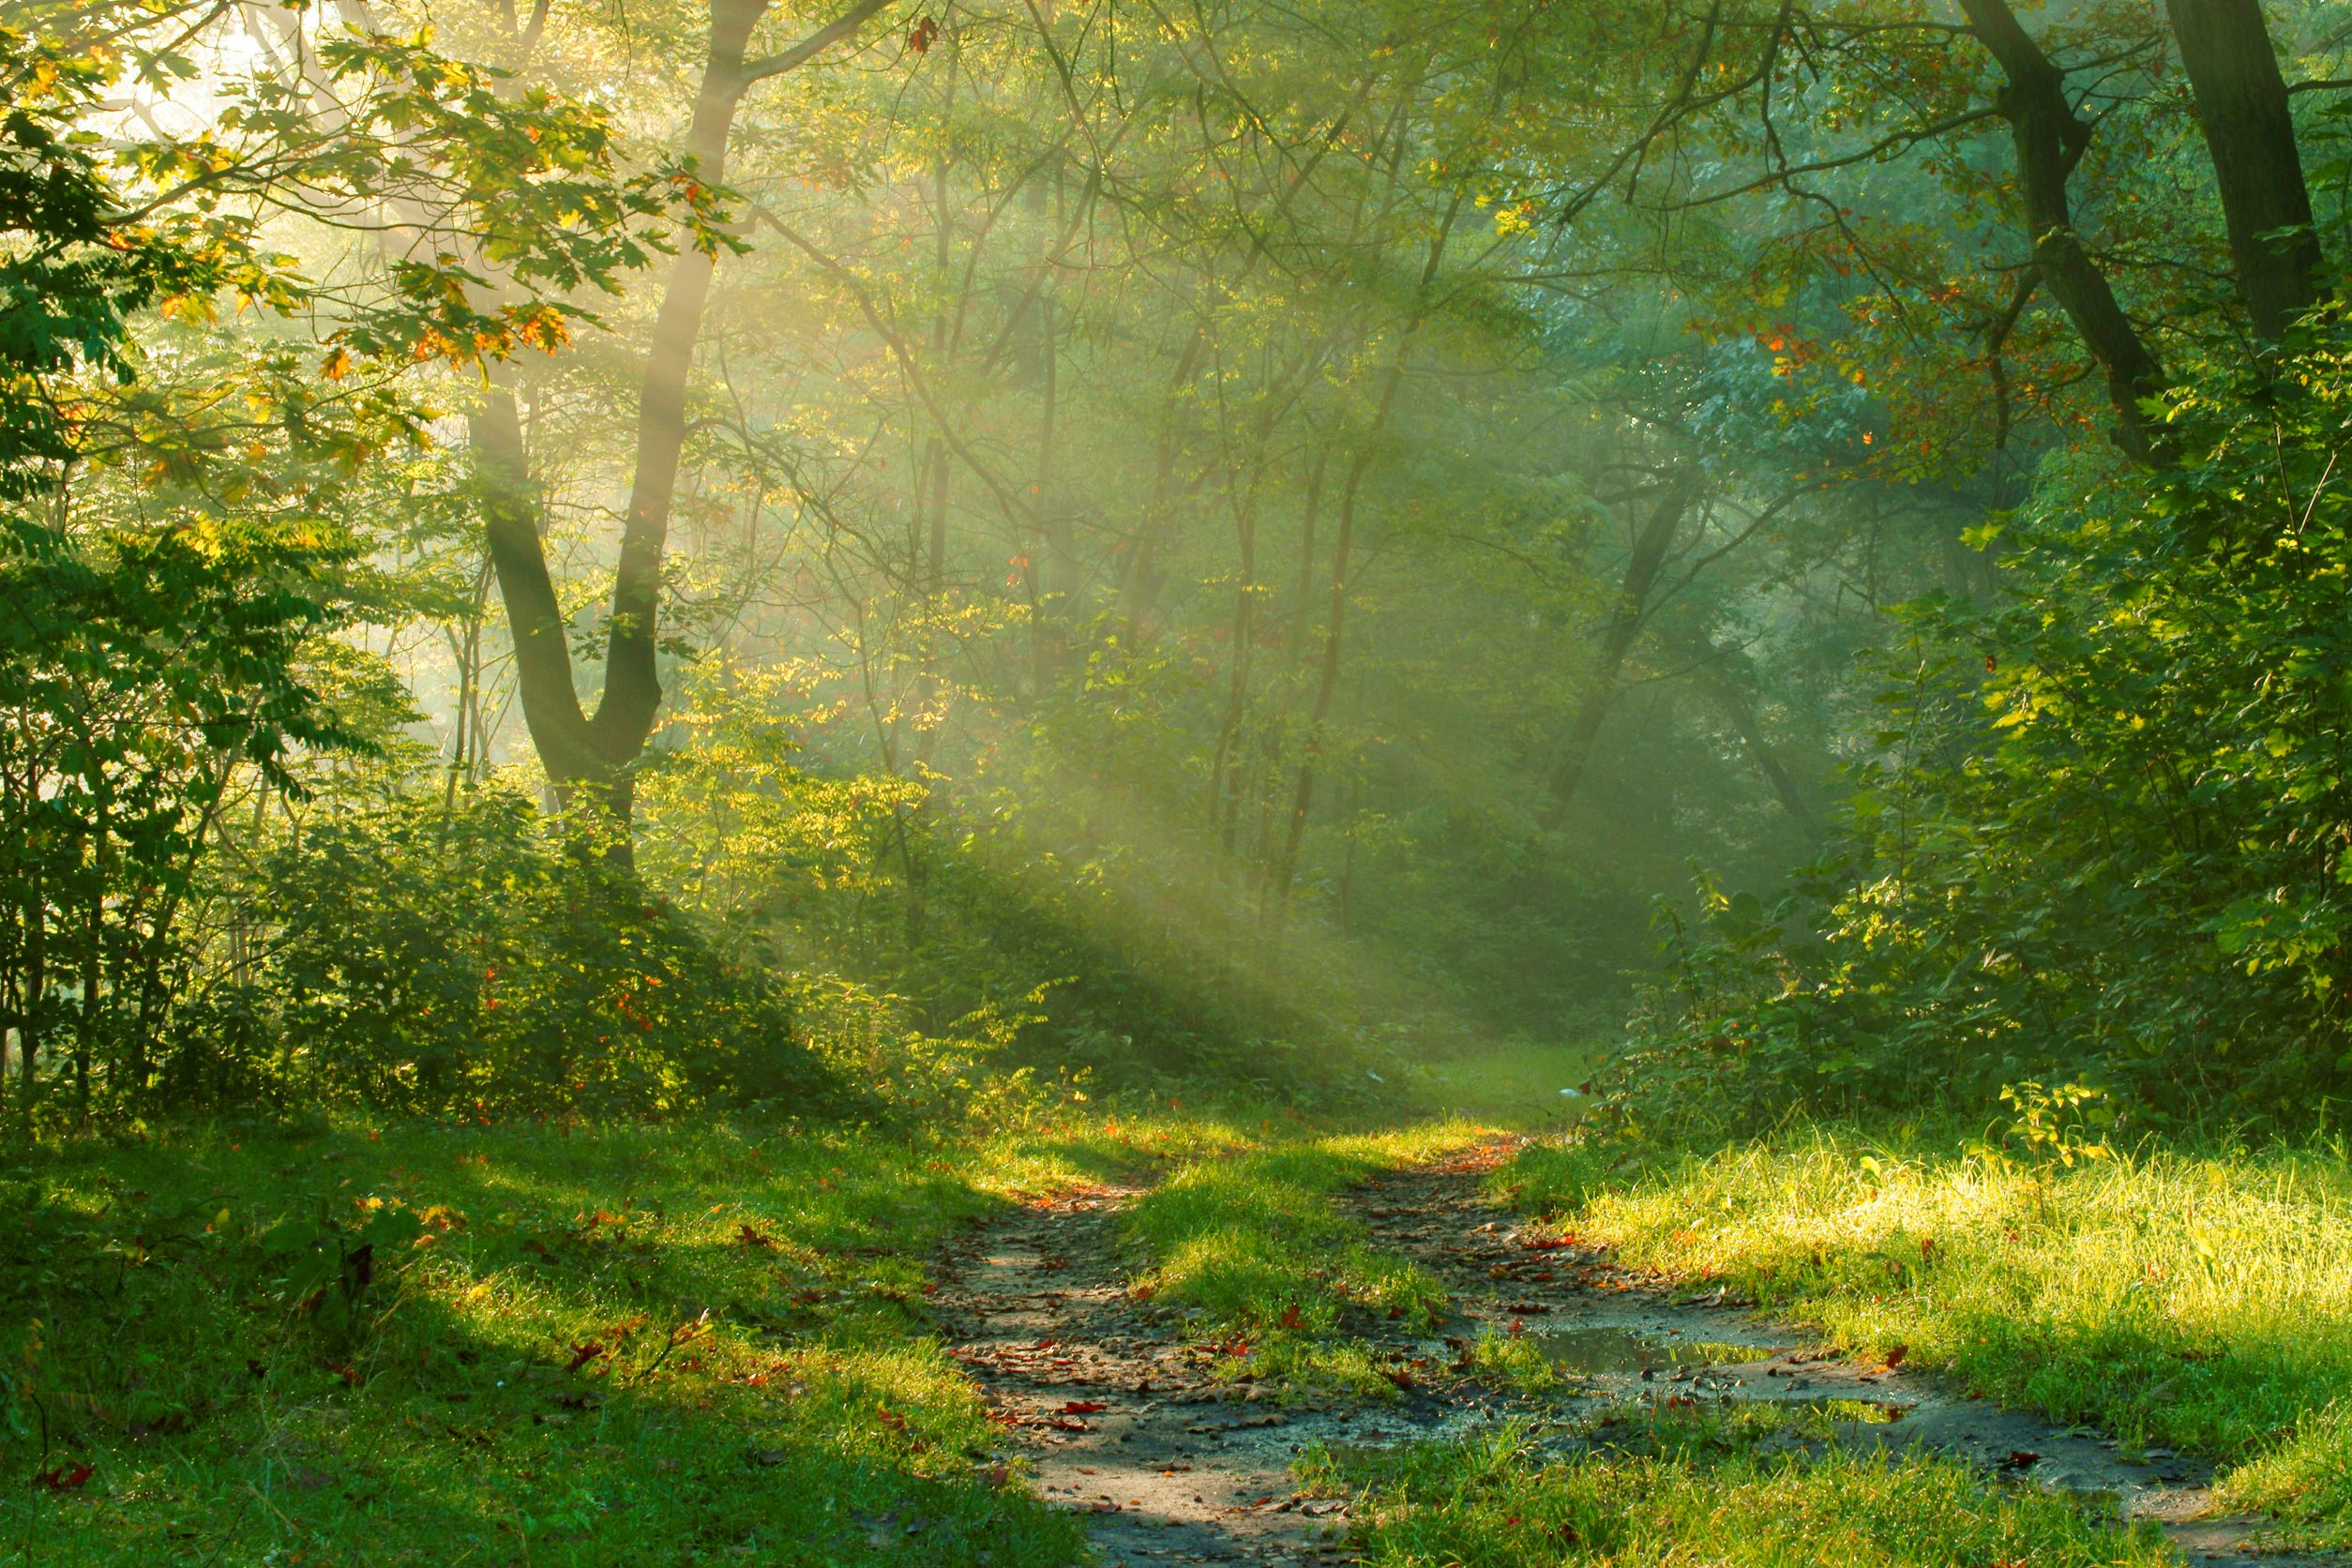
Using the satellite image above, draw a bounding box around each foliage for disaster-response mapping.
[211,782,814,1117]
[1621,325,2352,1130]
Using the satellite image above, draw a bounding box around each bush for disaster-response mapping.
[1619,328,2352,1134]
[180,784,821,1117]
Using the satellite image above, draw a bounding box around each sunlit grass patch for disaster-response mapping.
[1497,1124,2352,1545]
[1302,1410,2175,1568]
[1120,1123,1481,1395]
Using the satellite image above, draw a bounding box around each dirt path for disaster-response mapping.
[931,1141,2344,1568]
[930,1184,1470,1566]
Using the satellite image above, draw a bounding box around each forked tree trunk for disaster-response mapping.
[1536,470,1697,830]
[1959,0,2169,462]
[479,0,889,852]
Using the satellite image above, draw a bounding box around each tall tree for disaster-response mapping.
[479,0,892,843]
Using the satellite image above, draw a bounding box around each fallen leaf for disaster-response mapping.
[34,1462,93,1492]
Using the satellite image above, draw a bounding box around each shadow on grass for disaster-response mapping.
[0,1118,1088,1567]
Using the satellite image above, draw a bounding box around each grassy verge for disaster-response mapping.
[0,1109,1218,1566]
[1120,1124,1484,1396]
[1302,1406,2174,1567]
[1498,1124,2352,1545]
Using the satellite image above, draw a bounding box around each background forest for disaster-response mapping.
[9,0,2352,1562]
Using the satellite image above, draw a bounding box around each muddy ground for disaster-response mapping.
[928,1139,2342,1568]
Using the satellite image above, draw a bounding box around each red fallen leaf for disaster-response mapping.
[1278,1303,1305,1331]
[985,1464,1009,1486]
[737,1223,778,1250]
[1522,1236,1575,1251]
[567,1341,606,1372]
[1884,1344,1908,1369]
[1383,1367,1414,1390]
[877,1409,909,1432]
[1061,1400,1106,1414]
[34,1462,94,1491]
[1666,1395,1698,1409]
[1505,1302,1550,1315]
[1033,1339,1058,1350]
[1225,1340,1251,1358]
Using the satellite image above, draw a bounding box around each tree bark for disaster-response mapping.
[2164,0,2326,341]
[1704,668,1822,845]
[480,0,888,843]
[1959,0,2169,462]
[1536,470,1698,830]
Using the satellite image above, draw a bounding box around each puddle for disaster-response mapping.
[1532,1325,1780,1375]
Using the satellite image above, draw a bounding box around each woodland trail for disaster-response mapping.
[929,1140,2344,1568]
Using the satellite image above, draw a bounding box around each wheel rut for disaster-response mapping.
[931,1141,2346,1568]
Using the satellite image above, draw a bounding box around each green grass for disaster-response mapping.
[1119,1124,1483,1395]
[1498,1123,2352,1545]
[1301,1407,2176,1567]
[1394,1044,1604,1131]
[0,1109,1217,1566]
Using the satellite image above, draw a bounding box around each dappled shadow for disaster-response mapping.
[3,1119,1085,1566]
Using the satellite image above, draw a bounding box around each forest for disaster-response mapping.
[5,0,2351,1562]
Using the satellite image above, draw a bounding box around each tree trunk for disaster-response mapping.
[1536,470,1697,829]
[2165,0,2326,341]
[1960,0,2169,462]
[1705,671,1823,845]
[481,0,885,848]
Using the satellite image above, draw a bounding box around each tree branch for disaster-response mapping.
[740,0,894,83]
